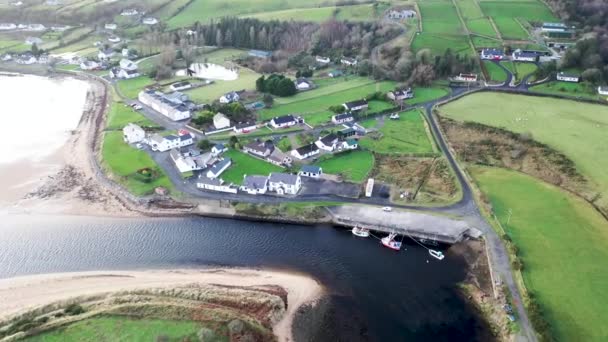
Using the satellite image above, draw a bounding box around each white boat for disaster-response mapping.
[352,226,370,238]
[381,233,402,251]
[429,249,445,260]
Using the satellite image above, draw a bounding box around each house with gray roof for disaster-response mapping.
[268,173,302,195]
[206,158,232,179]
[299,165,322,178]
[240,175,269,195]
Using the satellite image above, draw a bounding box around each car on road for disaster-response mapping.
[136,143,144,149]
[383,206,392,212]
[131,104,142,110]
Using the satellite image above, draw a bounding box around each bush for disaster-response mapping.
[64,303,85,316]
[328,105,344,114]
[197,140,212,150]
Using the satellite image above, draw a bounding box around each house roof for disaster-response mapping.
[296,78,312,86]
[213,143,226,150]
[125,69,139,75]
[295,143,318,155]
[248,49,272,58]
[514,50,539,58]
[558,72,579,78]
[344,99,368,109]
[208,158,231,175]
[243,175,268,189]
[245,140,274,154]
[165,134,180,141]
[391,88,412,96]
[481,48,504,55]
[319,133,338,146]
[301,165,321,173]
[333,113,353,121]
[179,133,193,141]
[198,176,223,186]
[169,149,182,160]
[341,57,356,63]
[272,114,296,125]
[339,127,356,135]
[269,172,299,185]
[149,134,164,144]
[214,113,229,121]
[235,121,256,129]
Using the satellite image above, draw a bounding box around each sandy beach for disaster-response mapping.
[0,268,323,341]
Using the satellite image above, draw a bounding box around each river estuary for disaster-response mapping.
[0,214,492,341]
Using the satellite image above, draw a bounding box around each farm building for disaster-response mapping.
[343,99,368,112]
[138,90,193,121]
[541,22,568,32]
[512,50,539,62]
[316,56,330,64]
[341,57,358,66]
[170,81,192,91]
[122,123,145,144]
[291,143,319,160]
[452,73,478,82]
[299,165,322,178]
[332,113,354,125]
[387,88,414,101]
[197,177,236,193]
[480,48,505,60]
[268,173,302,195]
[556,72,580,83]
[270,115,297,128]
[240,175,269,195]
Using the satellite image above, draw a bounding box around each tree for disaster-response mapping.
[263,94,274,107]
[256,75,266,92]
[216,29,223,48]
[191,110,214,126]
[582,68,602,85]
[229,136,239,148]
[275,78,297,96]
[197,139,212,150]
[329,105,344,113]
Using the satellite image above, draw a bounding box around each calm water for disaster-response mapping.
[0,215,491,341]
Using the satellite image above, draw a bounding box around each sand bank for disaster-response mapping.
[0,268,323,341]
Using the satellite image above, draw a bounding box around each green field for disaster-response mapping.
[412,33,472,56]
[440,92,608,210]
[406,87,450,105]
[359,110,434,154]
[221,149,282,185]
[414,0,472,55]
[512,62,538,82]
[466,18,498,37]
[480,1,557,39]
[101,132,173,195]
[472,166,608,342]
[472,36,503,49]
[106,100,156,130]
[530,81,602,101]
[482,61,507,82]
[185,68,260,104]
[317,150,374,183]
[242,6,335,22]
[23,315,215,342]
[116,76,156,99]
[493,17,529,40]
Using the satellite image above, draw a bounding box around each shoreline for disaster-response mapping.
[0,268,324,341]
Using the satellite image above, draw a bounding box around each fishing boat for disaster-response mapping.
[351,226,370,238]
[429,249,445,260]
[381,233,402,251]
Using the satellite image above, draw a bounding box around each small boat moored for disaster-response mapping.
[381,233,402,251]
[429,249,445,260]
[351,226,370,238]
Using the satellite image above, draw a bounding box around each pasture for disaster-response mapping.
[482,61,507,82]
[440,92,608,210]
[529,81,601,101]
[105,100,156,130]
[472,166,608,342]
[413,0,472,55]
[317,150,374,183]
[221,149,283,185]
[359,110,434,154]
[480,1,557,39]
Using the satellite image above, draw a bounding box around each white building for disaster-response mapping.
[556,72,579,83]
[121,9,139,16]
[213,113,231,130]
[219,91,239,104]
[0,23,17,31]
[452,73,478,82]
[386,9,416,20]
[240,175,269,195]
[341,57,358,66]
[80,60,100,70]
[108,36,121,43]
[206,158,232,179]
[598,86,608,96]
[122,123,145,143]
[105,23,117,30]
[138,90,192,121]
[233,122,258,134]
[197,177,237,193]
[291,144,319,160]
[170,81,192,91]
[149,133,194,152]
[341,139,358,150]
[331,113,354,125]
[512,49,538,62]
[299,165,322,178]
[316,56,330,64]
[295,78,313,91]
[541,22,568,33]
[480,48,505,60]
[315,133,339,152]
[211,143,228,156]
[98,48,114,60]
[170,149,200,173]
[387,88,414,101]
[142,17,159,25]
[268,173,302,195]
[270,115,297,129]
[343,99,368,112]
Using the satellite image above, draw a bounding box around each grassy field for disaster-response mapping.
[185,68,260,104]
[472,36,503,49]
[492,17,529,40]
[482,61,507,82]
[471,166,608,342]
[513,62,538,81]
[413,0,472,55]
[479,1,557,39]
[23,315,212,341]
[242,6,335,22]
[317,150,374,183]
[101,132,173,195]
[116,76,156,99]
[406,86,450,105]
[530,81,603,101]
[105,100,156,130]
[440,92,608,209]
[221,149,282,185]
[359,110,434,154]
[466,18,498,37]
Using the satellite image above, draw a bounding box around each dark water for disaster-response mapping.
[0,214,491,341]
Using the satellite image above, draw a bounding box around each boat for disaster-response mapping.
[381,233,402,251]
[419,238,439,246]
[351,226,370,238]
[429,249,445,260]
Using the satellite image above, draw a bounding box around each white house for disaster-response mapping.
[170,81,192,91]
[105,23,117,30]
[219,91,240,104]
[197,177,237,193]
[295,78,313,91]
[206,158,232,179]
[149,133,194,152]
[244,140,274,158]
[138,90,192,121]
[122,123,145,143]
[80,60,100,70]
[343,99,368,112]
[386,9,416,20]
[332,113,354,125]
[98,48,114,60]
[341,139,358,150]
[387,88,414,101]
[598,86,608,96]
[233,121,258,134]
[111,67,140,79]
[108,36,121,43]
[142,17,159,25]
[556,72,579,83]
[270,115,297,129]
[0,23,17,31]
[268,173,302,195]
[211,143,228,156]
[452,73,478,82]
[16,53,37,64]
[316,56,330,64]
[480,48,505,60]
[291,143,319,160]
[240,175,269,195]
[512,49,538,62]
[341,57,358,66]
[268,149,292,167]
[213,113,231,130]
[121,9,139,16]
[170,149,199,173]
[299,165,322,178]
[1,54,12,61]
[315,133,339,152]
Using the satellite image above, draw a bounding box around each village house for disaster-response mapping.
[197,176,237,193]
[270,115,297,129]
[1,54,12,62]
[138,90,193,121]
[512,49,539,62]
[0,23,17,31]
[233,121,258,134]
[122,123,145,144]
[98,48,114,60]
[248,50,272,59]
[16,53,37,65]
[387,88,414,101]
[219,91,240,104]
[328,69,344,78]
[23,24,45,31]
[315,133,340,152]
[110,59,140,79]
[452,73,478,82]
[170,81,192,91]
[316,56,330,64]
[343,99,368,112]
[337,127,357,139]
[299,165,322,178]
[80,60,100,70]
[268,173,302,195]
[211,143,228,156]
[206,158,232,179]
[25,37,43,45]
[37,53,49,64]
[170,149,200,173]
[556,72,580,83]
[598,86,608,96]
[108,36,121,43]
[180,146,201,157]
[295,78,314,91]
[480,48,505,60]
[149,133,194,152]
[386,9,416,20]
[240,175,269,195]
[341,57,357,66]
[244,140,274,158]
[105,23,117,30]
[213,113,231,130]
[121,9,139,16]
[341,139,359,150]
[267,149,292,167]
[332,113,354,125]
[142,17,158,25]
[291,143,319,160]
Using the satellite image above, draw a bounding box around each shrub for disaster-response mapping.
[64,303,85,316]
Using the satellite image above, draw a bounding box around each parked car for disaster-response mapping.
[132,104,142,110]
[383,206,392,212]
